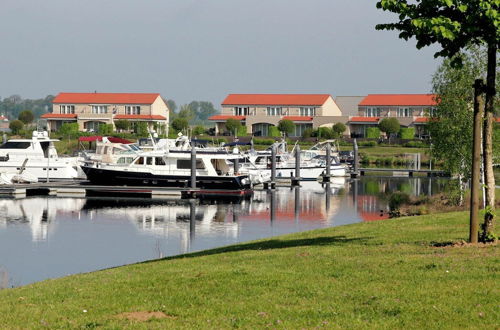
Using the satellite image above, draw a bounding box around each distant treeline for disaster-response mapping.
[0,95,54,121]
[0,95,218,126]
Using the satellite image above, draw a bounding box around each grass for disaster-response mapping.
[0,212,498,328]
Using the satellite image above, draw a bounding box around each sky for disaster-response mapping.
[0,0,440,107]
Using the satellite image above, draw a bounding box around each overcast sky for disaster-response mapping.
[0,0,440,106]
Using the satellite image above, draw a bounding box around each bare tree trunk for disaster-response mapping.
[470,79,484,243]
[481,44,497,241]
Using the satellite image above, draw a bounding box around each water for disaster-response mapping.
[0,177,449,287]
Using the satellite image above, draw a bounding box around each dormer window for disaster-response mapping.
[60,105,75,114]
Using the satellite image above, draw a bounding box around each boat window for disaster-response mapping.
[103,146,109,154]
[0,142,31,149]
[40,141,50,157]
[177,159,205,169]
[135,157,144,165]
[117,157,134,164]
[146,157,153,165]
[155,157,166,166]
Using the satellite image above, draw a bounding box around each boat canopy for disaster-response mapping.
[79,136,133,144]
[223,141,252,147]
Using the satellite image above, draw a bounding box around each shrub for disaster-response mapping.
[58,122,79,138]
[253,138,275,145]
[134,122,149,137]
[332,122,347,136]
[302,127,314,138]
[192,125,206,136]
[9,120,24,135]
[225,118,241,135]
[114,120,130,132]
[358,141,377,147]
[171,118,189,132]
[98,123,114,135]
[388,191,411,211]
[316,127,335,139]
[277,119,295,137]
[379,118,401,135]
[237,125,247,136]
[268,126,281,137]
[400,127,415,139]
[365,127,381,139]
[404,141,427,148]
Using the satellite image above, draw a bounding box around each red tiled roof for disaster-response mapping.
[414,117,429,123]
[282,116,313,121]
[114,114,166,120]
[208,115,246,121]
[53,93,161,104]
[359,94,437,106]
[222,94,331,106]
[349,116,379,123]
[495,118,500,123]
[40,113,77,119]
[0,116,8,121]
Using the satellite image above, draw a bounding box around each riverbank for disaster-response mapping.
[0,211,497,328]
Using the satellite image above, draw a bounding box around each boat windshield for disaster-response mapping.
[0,142,32,149]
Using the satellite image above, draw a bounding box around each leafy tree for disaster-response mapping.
[399,127,415,139]
[166,99,177,113]
[171,118,189,132]
[332,122,347,137]
[134,122,149,137]
[189,101,218,122]
[376,0,499,240]
[316,127,336,139]
[366,127,381,139]
[9,120,23,135]
[378,118,400,140]
[18,110,34,124]
[98,124,114,135]
[268,126,281,137]
[225,118,242,135]
[177,104,195,122]
[114,120,130,132]
[58,123,79,138]
[192,125,206,136]
[277,119,295,137]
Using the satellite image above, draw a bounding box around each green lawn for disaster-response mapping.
[0,212,497,329]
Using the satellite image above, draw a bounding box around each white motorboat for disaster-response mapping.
[0,131,81,182]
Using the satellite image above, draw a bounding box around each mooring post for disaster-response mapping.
[294,186,300,226]
[270,189,276,223]
[325,182,331,211]
[270,144,276,189]
[234,157,239,175]
[189,199,196,242]
[322,143,331,183]
[190,146,196,190]
[293,145,301,185]
[469,79,484,243]
[2,133,6,145]
[351,138,359,178]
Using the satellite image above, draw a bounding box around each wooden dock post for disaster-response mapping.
[190,146,196,190]
[270,144,276,189]
[322,143,331,183]
[292,145,301,185]
[351,138,359,178]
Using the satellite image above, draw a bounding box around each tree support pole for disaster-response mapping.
[470,79,484,243]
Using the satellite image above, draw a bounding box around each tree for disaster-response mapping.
[114,120,130,132]
[332,122,347,137]
[18,110,34,124]
[277,119,295,137]
[171,117,189,132]
[378,118,400,141]
[166,99,177,113]
[58,123,79,138]
[9,120,23,135]
[225,118,242,136]
[192,125,206,136]
[376,0,499,241]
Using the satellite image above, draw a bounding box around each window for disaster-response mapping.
[117,157,134,164]
[125,105,141,115]
[397,107,412,117]
[155,157,166,165]
[146,157,153,165]
[60,105,75,114]
[0,142,31,149]
[366,107,381,117]
[299,107,316,116]
[427,107,437,117]
[92,105,108,114]
[135,157,144,165]
[234,107,249,116]
[266,107,282,116]
[291,123,313,137]
[177,159,205,169]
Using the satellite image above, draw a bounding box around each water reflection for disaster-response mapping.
[0,177,449,287]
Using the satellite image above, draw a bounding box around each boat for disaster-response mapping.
[0,131,81,182]
[239,140,347,180]
[81,148,252,190]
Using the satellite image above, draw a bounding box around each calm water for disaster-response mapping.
[0,177,448,287]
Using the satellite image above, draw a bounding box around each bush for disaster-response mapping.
[58,122,79,138]
[316,127,336,139]
[400,127,415,139]
[366,127,381,139]
[302,127,314,138]
[134,122,149,137]
[237,125,247,136]
[171,118,189,132]
[332,122,347,136]
[268,126,281,137]
[404,141,427,148]
[388,192,411,211]
[192,125,206,136]
[98,124,114,135]
[358,141,377,147]
[379,118,401,135]
[9,120,24,135]
[114,120,130,132]
[277,119,295,137]
[18,110,34,124]
[253,138,275,145]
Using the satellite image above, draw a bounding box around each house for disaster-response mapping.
[350,94,437,138]
[41,93,169,133]
[209,94,345,136]
[0,114,9,132]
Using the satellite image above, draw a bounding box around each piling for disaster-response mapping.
[351,138,359,178]
[292,145,301,185]
[294,186,300,225]
[190,146,196,189]
[189,199,196,241]
[322,143,331,183]
[270,144,276,189]
[2,134,6,145]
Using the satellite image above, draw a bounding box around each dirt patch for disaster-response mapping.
[116,311,176,322]
[431,240,498,248]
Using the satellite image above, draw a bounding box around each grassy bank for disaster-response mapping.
[0,212,498,328]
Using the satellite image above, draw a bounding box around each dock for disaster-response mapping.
[357,168,447,177]
[0,181,253,200]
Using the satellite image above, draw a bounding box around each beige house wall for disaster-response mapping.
[320,96,342,116]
